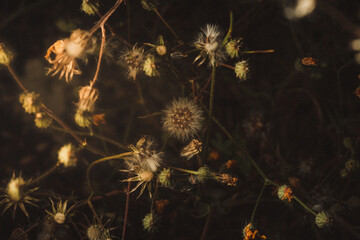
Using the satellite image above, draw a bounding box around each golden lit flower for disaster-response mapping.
[45,198,75,224]
[162,98,204,141]
[235,60,249,81]
[217,174,238,187]
[0,43,13,65]
[277,185,294,202]
[194,24,226,67]
[180,139,202,160]
[143,54,159,77]
[0,173,38,219]
[58,143,77,167]
[45,29,91,82]
[243,223,266,240]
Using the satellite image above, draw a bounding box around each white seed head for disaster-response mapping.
[58,143,77,167]
[7,175,25,201]
[194,24,225,67]
[235,60,249,81]
[162,98,204,141]
[64,29,90,58]
[120,45,145,80]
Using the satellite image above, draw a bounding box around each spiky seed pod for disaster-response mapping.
[194,24,225,67]
[315,211,332,228]
[180,139,202,160]
[34,112,52,129]
[143,213,159,232]
[57,143,77,167]
[19,92,41,114]
[158,168,172,187]
[87,225,102,240]
[0,43,13,65]
[81,0,100,16]
[120,45,145,81]
[234,60,249,81]
[225,38,242,58]
[162,98,204,141]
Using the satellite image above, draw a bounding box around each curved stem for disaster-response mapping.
[152,7,182,43]
[7,65,27,92]
[222,11,233,45]
[121,180,131,240]
[27,162,60,187]
[87,152,133,191]
[90,25,106,88]
[250,182,266,223]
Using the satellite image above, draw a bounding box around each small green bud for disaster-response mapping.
[81,0,100,16]
[158,168,171,187]
[143,55,159,77]
[0,43,13,65]
[143,213,159,232]
[75,111,92,128]
[197,167,216,183]
[343,137,352,149]
[34,112,52,129]
[19,92,41,114]
[225,38,242,59]
[315,211,331,228]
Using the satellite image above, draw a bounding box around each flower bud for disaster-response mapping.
[34,112,52,129]
[0,43,13,65]
[235,60,249,81]
[158,168,171,187]
[315,211,331,228]
[58,143,77,167]
[19,92,41,114]
[81,0,100,16]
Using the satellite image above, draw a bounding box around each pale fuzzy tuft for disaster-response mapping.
[120,45,145,81]
[162,98,204,141]
[57,143,77,167]
[143,55,159,77]
[65,29,90,58]
[54,212,66,224]
[126,137,163,172]
[87,225,102,240]
[19,92,41,114]
[77,86,99,113]
[194,24,226,67]
[7,175,25,201]
[234,60,249,81]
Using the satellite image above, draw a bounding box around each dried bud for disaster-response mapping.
[217,174,238,187]
[158,168,172,187]
[0,43,13,65]
[156,45,167,56]
[34,112,52,129]
[225,38,242,58]
[155,199,169,214]
[58,143,77,167]
[77,86,99,113]
[19,92,41,114]
[234,60,249,81]
[180,139,202,160]
[225,160,236,169]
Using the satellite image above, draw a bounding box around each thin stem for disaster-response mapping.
[7,65,27,92]
[27,162,60,186]
[208,67,216,120]
[220,63,235,70]
[89,0,124,36]
[250,182,266,223]
[121,179,131,240]
[200,207,213,240]
[87,152,133,191]
[171,166,198,175]
[87,198,103,227]
[152,7,182,43]
[241,49,275,54]
[222,11,233,45]
[150,180,159,212]
[293,196,317,216]
[90,25,106,88]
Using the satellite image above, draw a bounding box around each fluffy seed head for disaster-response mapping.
[194,24,225,67]
[126,137,163,172]
[7,175,25,201]
[235,60,249,81]
[19,92,41,114]
[58,143,77,167]
[120,45,145,80]
[162,98,203,141]
[65,29,90,58]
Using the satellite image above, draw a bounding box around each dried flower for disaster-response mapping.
[243,223,266,240]
[34,112,52,129]
[217,174,238,187]
[120,45,145,81]
[235,60,249,81]
[19,92,41,114]
[122,168,154,198]
[126,137,163,172]
[0,173,38,219]
[143,212,159,232]
[180,139,202,160]
[93,113,106,126]
[0,43,13,65]
[207,150,219,161]
[162,98,204,141]
[225,38,242,58]
[194,24,225,67]
[45,198,75,224]
[58,143,77,167]
[81,0,100,16]
[158,168,172,187]
[277,185,294,202]
[226,160,236,169]
[77,86,99,113]
[45,29,91,82]
[315,211,331,228]
[143,54,159,77]
[87,225,102,240]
